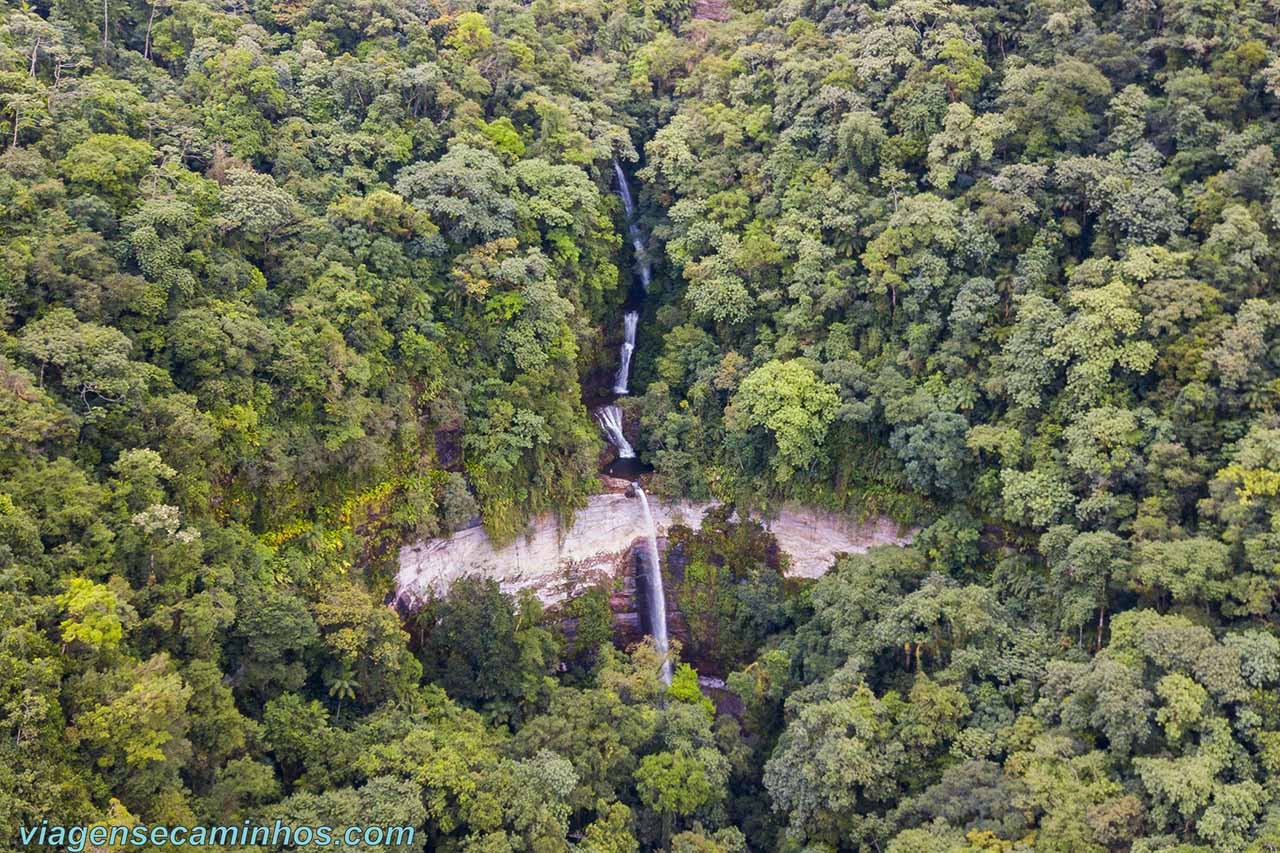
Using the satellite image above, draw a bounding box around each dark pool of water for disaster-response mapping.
[604,457,652,480]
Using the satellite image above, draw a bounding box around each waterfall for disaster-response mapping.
[613,310,639,395]
[613,159,635,217]
[604,160,668,682]
[612,159,652,293]
[635,486,672,685]
[595,405,634,458]
[634,246,651,291]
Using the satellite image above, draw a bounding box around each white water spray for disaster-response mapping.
[613,310,639,395]
[595,405,634,458]
[613,159,635,216]
[635,485,672,685]
[613,160,652,292]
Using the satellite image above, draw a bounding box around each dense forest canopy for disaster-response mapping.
[5,0,1280,849]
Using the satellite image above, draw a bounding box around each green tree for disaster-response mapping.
[62,133,155,204]
[395,144,516,243]
[635,750,724,845]
[580,801,639,853]
[55,577,125,654]
[312,583,421,708]
[414,577,556,715]
[19,308,151,410]
[725,359,839,483]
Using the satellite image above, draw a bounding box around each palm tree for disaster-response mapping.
[327,667,358,721]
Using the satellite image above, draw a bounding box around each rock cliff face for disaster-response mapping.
[396,493,914,607]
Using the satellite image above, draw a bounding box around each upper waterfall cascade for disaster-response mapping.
[613,159,636,217]
[613,160,652,291]
[613,310,639,395]
[596,160,655,464]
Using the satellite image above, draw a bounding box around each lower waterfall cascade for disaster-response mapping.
[595,405,634,459]
[635,485,672,685]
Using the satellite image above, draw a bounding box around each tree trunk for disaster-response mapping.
[103,0,110,48]
[144,3,156,59]
[29,36,40,77]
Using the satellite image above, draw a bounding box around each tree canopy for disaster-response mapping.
[6,0,1280,850]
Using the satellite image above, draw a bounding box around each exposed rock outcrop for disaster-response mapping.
[396,493,914,607]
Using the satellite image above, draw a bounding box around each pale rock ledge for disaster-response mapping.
[396,493,914,607]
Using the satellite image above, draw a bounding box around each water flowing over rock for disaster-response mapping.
[612,159,652,292]
[613,159,636,217]
[613,310,639,395]
[396,493,914,608]
[635,486,672,684]
[594,405,634,458]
